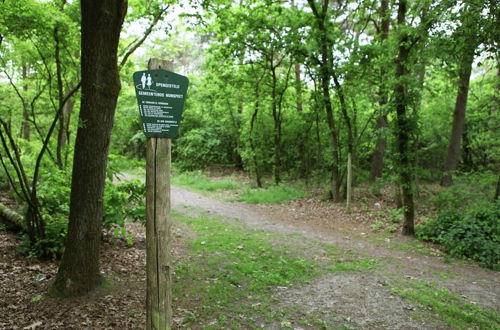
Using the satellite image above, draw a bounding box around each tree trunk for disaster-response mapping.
[394,0,415,236]
[346,152,353,212]
[461,122,474,171]
[291,0,303,113]
[271,66,282,185]
[307,0,341,201]
[370,115,388,181]
[369,0,390,182]
[321,67,341,201]
[494,175,500,201]
[56,91,75,170]
[441,49,474,187]
[21,65,30,140]
[250,81,262,187]
[52,0,127,297]
[332,72,354,209]
[0,203,25,232]
[294,63,303,112]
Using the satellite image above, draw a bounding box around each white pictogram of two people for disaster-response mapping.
[141,73,152,89]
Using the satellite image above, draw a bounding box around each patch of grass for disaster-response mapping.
[392,280,500,329]
[368,234,440,257]
[172,171,240,192]
[231,184,309,204]
[391,242,434,254]
[174,214,318,328]
[328,258,379,272]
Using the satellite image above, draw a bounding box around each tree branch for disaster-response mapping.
[32,81,81,189]
[119,5,170,68]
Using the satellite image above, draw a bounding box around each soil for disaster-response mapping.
[0,183,498,329]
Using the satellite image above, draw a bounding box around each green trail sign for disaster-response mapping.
[133,69,189,138]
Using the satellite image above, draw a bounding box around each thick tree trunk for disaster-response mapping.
[394,0,415,236]
[441,50,474,187]
[0,203,25,232]
[52,0,127,297]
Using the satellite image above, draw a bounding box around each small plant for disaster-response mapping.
[387,208,403,224]
[386,224,398,233]
[104,179,145,232]
[371,220,385,232]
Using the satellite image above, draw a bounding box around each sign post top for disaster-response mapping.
[133,69,189,138]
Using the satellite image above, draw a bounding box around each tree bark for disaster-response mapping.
[56,89,75,170]
[52,0,127,297]
[369,0,390,182]
[308,0,342,201]
[332,71,354,210]
[294,63,303,112]
[250,80,263,187]
[0,203,25,232]
[494,174,500,201]
[21,65,30,140]
[271,65,282,185]
[394,0,415,236]
[370,115,388,181]
[441,49,475,186]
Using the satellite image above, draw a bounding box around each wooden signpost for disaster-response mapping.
[133,58,189,330]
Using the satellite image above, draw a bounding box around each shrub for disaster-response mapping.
[174,125,236,171]
[428,171,496,211]
[416,201,499,270]
[103,179,146,231]
[19,170,145,258]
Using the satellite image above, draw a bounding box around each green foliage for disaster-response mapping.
[392,280,499,329]
[107,153,145,177]
[174,123,238,172]
[18,169,70,258]
[232,184,308,204]
[428,171,497,210]
[103,179,146,231]
[417,201,499,270]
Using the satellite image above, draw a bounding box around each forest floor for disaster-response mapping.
[0,176,498,329]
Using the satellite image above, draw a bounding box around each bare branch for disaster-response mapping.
[119,5,170,69]
[32,81,81,189]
